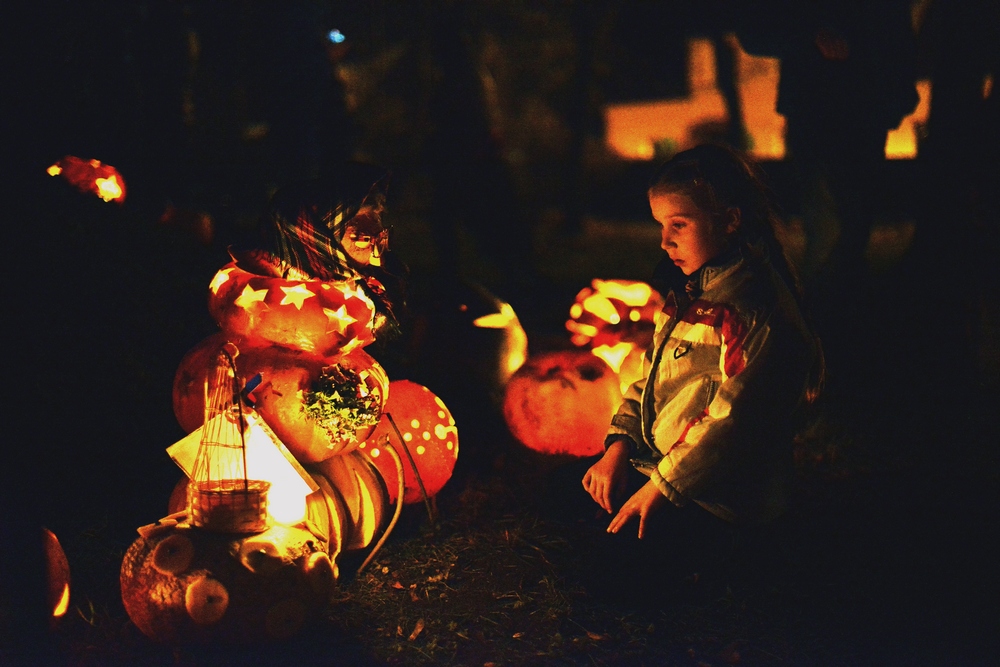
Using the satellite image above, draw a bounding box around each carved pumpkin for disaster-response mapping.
[207,262,376,357]
[43,528,70,628]
[173,334,388,463]
[502,349,622,457]
[47,155,126,203]
[358,381,459,505]
[565,279,663,349]
[565,279,662,396]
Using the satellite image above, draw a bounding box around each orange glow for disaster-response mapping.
[591,279,653,307]
[566,279,663,349]
[503,350,622,457]
[207,263,377,357]
[591,342,633,375]
[47,155,127,202]
[582,293,620,325]
[731,36,785,159]
[354,470,377,546]
[885,79,931,159]
[95,175,123,202]
[53,583,70,618]
[42,528,71,628]
[279,284,316,310]
[606,37,927,161]
[168,411,318,527]
[472,300,529,381]
[605,37,778,160]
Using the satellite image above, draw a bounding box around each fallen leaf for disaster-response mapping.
[408,618,425,641]
[512,632,524,639]
[391,581,404,589]
[586,631,608,641]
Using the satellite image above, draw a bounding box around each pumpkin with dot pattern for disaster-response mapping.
[359,380,459,504]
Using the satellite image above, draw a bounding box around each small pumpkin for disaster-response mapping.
[502,349,622,457]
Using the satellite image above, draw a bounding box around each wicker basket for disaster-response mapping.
[188,479,271,533]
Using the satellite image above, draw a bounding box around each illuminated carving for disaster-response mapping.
[278,284,315,310]
[234,285,268,310]
[46,155,127,202]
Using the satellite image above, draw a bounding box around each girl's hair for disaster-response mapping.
[648,143,802,299]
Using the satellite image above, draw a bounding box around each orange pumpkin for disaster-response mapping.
[565,279,663,349]
[47,155,126,203]
[172,335,388,463]
[207,262,376,356]
[43,528,70,629]
[358,380,459,504]
[502,349,622,457]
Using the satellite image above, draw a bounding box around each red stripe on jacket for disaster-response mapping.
[678,299,751,378]
[663,296,751,378]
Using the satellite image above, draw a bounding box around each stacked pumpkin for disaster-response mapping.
[121,169,458,644]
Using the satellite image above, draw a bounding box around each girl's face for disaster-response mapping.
[649,190,736,275]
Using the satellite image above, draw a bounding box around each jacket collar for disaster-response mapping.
[692,245,745,293]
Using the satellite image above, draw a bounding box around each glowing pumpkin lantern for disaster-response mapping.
[207,262,377,357]
[173,334,388,463]
[502,349,622,457]
[566,279,663,394]
[359,381,459,505]
[43,528,70,628]
[47,155,126,203]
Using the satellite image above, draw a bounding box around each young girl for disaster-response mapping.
[583,144,822,537]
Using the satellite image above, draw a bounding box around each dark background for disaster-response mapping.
[2,1,998,664]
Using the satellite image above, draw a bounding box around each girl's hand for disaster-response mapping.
[607,480,667,539]
[582,440,630,514]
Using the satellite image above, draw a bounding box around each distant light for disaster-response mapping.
[328,29,345,44]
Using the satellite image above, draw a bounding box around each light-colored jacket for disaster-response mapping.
[608,247,819,524]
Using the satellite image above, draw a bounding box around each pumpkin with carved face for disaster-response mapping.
[502,349,622,457]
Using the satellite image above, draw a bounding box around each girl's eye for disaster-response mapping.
[671,221,686,231]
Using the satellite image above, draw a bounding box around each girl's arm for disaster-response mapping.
[582,438,631,514]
